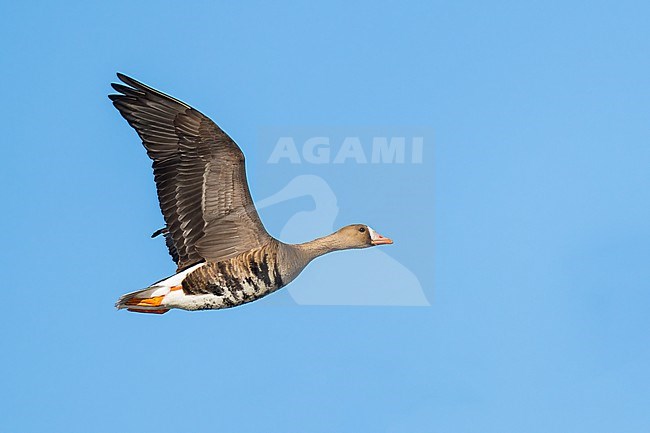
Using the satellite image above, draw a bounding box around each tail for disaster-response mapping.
[116,263,204,314]
[115,284,183,314]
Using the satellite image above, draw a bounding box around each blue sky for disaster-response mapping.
[1,1,649,432]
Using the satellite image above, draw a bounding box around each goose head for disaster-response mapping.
[334,224,394,249]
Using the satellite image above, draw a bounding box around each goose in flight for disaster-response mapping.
[109,73,393,314]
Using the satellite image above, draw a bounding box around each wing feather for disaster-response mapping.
[109,73,270,270]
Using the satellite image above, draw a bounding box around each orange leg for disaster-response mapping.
[125,295,165,307]
[127,308,169,314]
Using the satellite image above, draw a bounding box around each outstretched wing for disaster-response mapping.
[109,73,271,271]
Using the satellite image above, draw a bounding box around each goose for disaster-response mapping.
[109,73,393,314]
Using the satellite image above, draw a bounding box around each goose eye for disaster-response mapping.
[359,227,366,233]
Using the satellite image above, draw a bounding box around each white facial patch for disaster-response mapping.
[368,226,380,241]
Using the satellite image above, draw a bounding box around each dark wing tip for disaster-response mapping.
[116,72,138,86]
[112,73,150,96]
[115,72,154,94]
[110,82,131,93]
[112,72,192,109]
[109,73,139,101]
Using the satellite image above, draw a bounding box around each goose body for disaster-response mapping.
[109,74,392,313]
